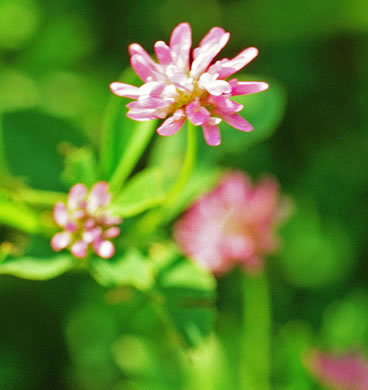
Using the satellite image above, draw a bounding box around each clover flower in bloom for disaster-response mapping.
[306,350,368,390]
[51,182,122,259]
[174,171,286,275]
[110,22,269,146]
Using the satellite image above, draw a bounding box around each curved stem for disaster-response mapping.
[109,120,156,193]
[134,121,197,236]
[241,271,271,390]
[164,121,197,208]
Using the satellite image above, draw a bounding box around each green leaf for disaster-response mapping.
[322,291,368,350]
[89,248,154,290]
[2,110,86,190]
[278,200,354,288]
[110,168,165,217]
[0,235,75,280]
[100,68,157,182]
[0,192,40,233]
[0,254,74,280]
[156,253,217,348]
[62,146,98,187]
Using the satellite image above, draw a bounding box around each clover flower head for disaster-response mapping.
[51,182,122,259]
[306,350,368,390]
[174,171,286,275]
[110,22,269,146]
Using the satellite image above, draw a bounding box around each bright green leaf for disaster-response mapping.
[62,146,98,187]
[0,192,40,233]
[89,248,154,290]
[100,68,157,182]
[156,253,217,348]
[2,110,86,191]
[110,168,165,217]
[0,254,74,280]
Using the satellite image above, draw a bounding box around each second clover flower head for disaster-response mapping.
[306,350,368,390]
[174,171,287,275]
[51,182,122,259]
[110,22,269,146]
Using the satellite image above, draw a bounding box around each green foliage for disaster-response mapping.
[154,251,217,349]
[89,248,154,290]
[0,236,75,280]
[110,168,165,217]
[278,200,354,287]
[2,110,86,191]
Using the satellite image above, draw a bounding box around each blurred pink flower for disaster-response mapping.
[174,171,287,275]
[110,22,268,146]
[306,350,368,390]
[51,182,122,259]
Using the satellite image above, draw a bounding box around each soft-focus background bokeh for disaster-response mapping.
[1,0,368,389]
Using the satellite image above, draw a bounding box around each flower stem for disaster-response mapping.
[109,120,156,193]
[133,121,197,236]
[241,271,271,390]
[164,121,197,208]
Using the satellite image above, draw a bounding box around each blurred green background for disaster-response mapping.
[1,0,368,388]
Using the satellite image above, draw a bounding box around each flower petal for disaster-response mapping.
[185,99,210,126]
[68,184,88,210]
[202,121,221,146]
[93,240,115,259]
[51,231,72,251]
[156,109,186,136]
[104,227,120,239]
[131,54,160,82]
[198,73,232,96]
[209,47,259,79]
[170,22,192,72]
[154,40,172,66]
[109,82,140,99]
[218,112,253,132]
[230,80,269,96]
[191,27,230,78]
[71,240,88,258]
[53,202,69,227]
[88,182,111,212]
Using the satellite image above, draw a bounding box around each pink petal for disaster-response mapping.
[88,182,111,212]
[130,54,159,82]
[209,47,259,79]
[185,99,210,126]
[191,27,230,78]
[109,82,140,99]
[104,227,120,239]
[169,22,192,72]
[198,73,232,96]
[53,202,69,227]
[68,184,88,210]
[82,226,103,244]
[202,122,221,146]
[154,40,172,65]
[230,80,269,96]
[156,109,186,136]
[209,95,243,113]
[71,240,88,258]
[129,43,158,69]
[51,231,72,251]
[101,215,122,226]
[93,240,115,259]
[127,109,160,121]
[218,112,253,132]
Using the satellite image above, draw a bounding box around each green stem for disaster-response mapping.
[134,121,197,235]
[164,121,197,208]
[109,120,156,193]
[6,187,66,207]
[241,271,271,390]
[0,115,9,178]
